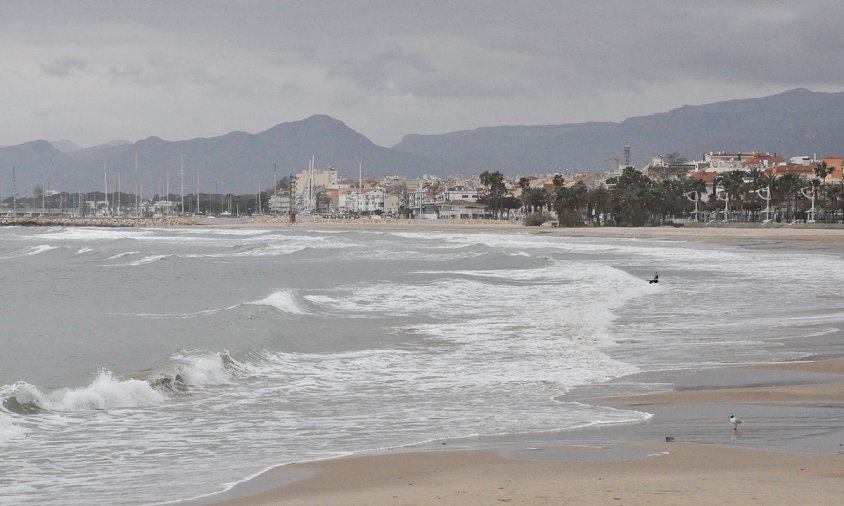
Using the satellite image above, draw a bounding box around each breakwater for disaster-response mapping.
[0,216,196,227]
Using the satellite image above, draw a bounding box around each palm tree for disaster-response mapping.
[813,162,833,221]
[480,171,507,218]
[814,161,833,185]
[686,177,707,222]
[824,182,844,222]
[587,187,612,225]
[612,167,652,226]
[775,173,806,222]
[745,168,765,221]
[553,182,587,226]
[759,172,779,221]
[720,170,748,221]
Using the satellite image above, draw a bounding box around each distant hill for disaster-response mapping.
[3,89,844,195]
[393,88,844,173]
[51,140,83,153]
[1,115,433,195]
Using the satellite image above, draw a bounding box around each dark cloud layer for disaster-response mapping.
[1,0,843,147]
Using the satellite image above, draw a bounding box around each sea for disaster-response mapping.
[1,224,843,504]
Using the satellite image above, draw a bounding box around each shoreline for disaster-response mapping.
[195,358,844,505]
[179,224,844,505]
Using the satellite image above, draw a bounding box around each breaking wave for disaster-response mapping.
[150,350,246,389]
[1,371,166,413]
[107,251,140,259]
[1,351,245,417]
[0,245,58,259]
[248,290,307,315]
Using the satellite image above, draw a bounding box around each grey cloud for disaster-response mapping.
[4,0,844,147]
[327,48,434,89]
[105,56,221,90]
[41,57,90,76]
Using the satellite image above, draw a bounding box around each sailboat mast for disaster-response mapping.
[103,164,108,216]
[12,165,16,216]
[358,162,362,218]
[134,151,139,217]
[42,166,46,216]
[180,155,184,216]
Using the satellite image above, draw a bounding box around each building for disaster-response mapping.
[441,186,479,203]
[703,152,772,172]
[822,157,843,182]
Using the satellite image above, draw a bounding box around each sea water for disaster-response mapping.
[1,225,843,504]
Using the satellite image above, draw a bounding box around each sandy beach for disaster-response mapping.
[209,216,844,248]
[186,223,844,506]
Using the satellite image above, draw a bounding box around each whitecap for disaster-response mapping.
[0,412,26,445]
[249,290,307,314]
[0,245,58,259]
[168,350,241,386]
[2,371,167,412]
[107,251,140,259]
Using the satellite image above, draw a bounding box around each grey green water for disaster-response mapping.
[1,225,843,504]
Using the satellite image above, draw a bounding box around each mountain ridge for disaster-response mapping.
[2,89,844,195]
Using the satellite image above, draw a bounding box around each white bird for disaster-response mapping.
[729,415,742,430]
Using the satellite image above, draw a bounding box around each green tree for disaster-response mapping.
[774,173,807,222]
[586,187,612,225]
[479,171,507,218]
[522,187,550,214]
[611,167,653,226]
[718,170,748,220]
[686,177,708,221]
[814,162,833,220]
[553,181,587,226]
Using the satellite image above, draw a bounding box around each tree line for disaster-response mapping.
[480,165,844,227]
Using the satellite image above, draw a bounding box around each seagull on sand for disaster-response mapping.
[648,272,659,284]
[729,415,742,431]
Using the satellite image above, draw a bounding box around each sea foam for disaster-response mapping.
[167,350,241,386]
[0,412,26,445]
[1,371,167,412]
[249,290,307,314]
[0,245,58,259]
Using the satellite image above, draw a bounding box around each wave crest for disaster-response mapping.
[249,290,307,314]
[1,371,167,413]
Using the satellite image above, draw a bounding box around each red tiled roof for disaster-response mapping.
[687,171,718,183]
[741,155,785,167]
[764,164,815,176]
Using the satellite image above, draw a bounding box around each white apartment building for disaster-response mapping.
[339,187,386,215]
[441,186,479,202]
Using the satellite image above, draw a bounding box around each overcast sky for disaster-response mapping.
[2,0,843,148]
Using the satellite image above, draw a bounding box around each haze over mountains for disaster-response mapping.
[1,88,843,195]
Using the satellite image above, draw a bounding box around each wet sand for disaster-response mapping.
[190,224,844,505]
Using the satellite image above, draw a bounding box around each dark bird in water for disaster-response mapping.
[648,272,659,284]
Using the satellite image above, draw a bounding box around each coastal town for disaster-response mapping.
[3,148,844,227]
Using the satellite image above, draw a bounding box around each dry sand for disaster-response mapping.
[193,224,844,506]
[208,443,844,505]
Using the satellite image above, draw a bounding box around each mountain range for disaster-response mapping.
[1,88,843,195]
